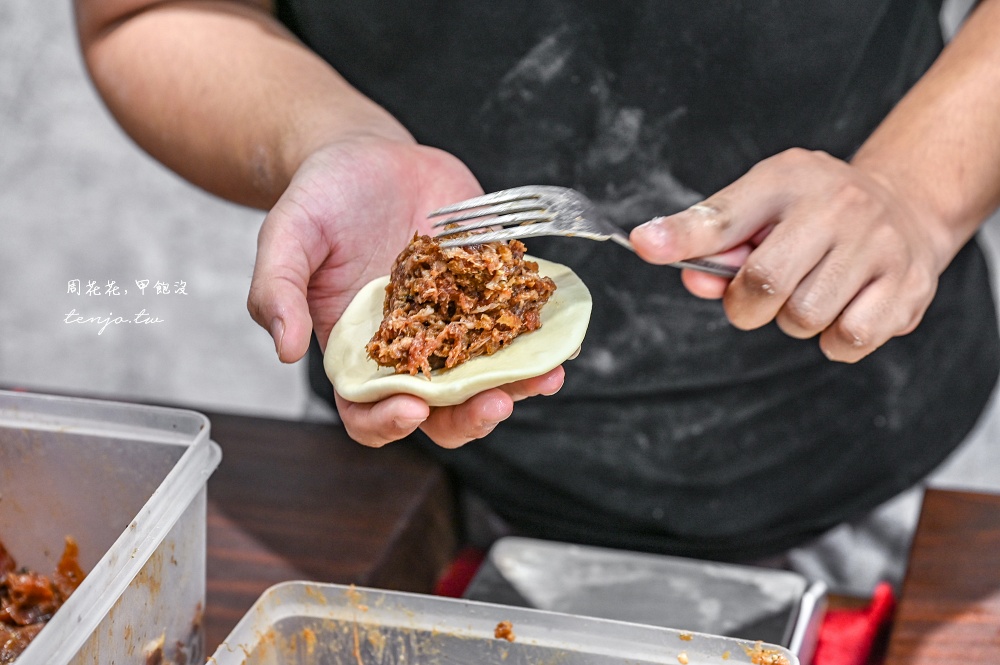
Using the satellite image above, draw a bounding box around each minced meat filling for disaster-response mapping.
[1,536,85,663]
[366,234,557,378]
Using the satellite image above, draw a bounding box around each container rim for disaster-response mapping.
[212,581,800,665]
[0,389,211,444]
[8,392,221,665]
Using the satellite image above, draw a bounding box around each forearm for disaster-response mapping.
[852,0,1000,266]
[74,0,412,209]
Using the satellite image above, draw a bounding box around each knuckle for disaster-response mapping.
[867,224,899,250]
[779,263,852,336]
[420,419,473,449]
[471,423,500,440]
[832,180,873,210]
[904,265,938,299]
[826,178,888,227]
[900,306,929,336]
[246,279,282,330]
[820,340,871,364]
[819,327,872,364]
[344,423,387,448]
[738,261,786,299]
[790,146,820,161]
[891,286,934,337]
[779,298,829,337]
[831,317,876,354]
[689,197,735,232]
[246,286,264,322]
[724,260,789,330]
[777,147,811,165]
[365,436,392,449]
[435,434,473,449]
[769,147,820,172]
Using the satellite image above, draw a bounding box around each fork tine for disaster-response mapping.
[428,187,542,217]
[434,212,553,236]
[438,224,561,247]
[430,200,548,228]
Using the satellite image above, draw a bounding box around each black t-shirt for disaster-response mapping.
[287,0,1000,560]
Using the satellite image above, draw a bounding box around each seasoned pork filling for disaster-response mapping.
[1,536,85,664]
[366,234,557,378]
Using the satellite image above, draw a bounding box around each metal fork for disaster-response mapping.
[429,185,739,278]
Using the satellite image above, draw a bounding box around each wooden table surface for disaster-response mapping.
[203,411,458,653]
[885,488,1000,664]
[202,409,1000,664]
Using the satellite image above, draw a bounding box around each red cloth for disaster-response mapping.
[434,547,486,598]
[434,549,896,665]
[812,582,896,665]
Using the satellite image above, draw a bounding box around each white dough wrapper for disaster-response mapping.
[324,257,592,407]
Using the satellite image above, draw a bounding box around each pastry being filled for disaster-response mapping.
[366,234,557,378]
[325,233,591,407]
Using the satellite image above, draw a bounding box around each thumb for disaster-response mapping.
[631,162,791,266]
[247,214,315,364]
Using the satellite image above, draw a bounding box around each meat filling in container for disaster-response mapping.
[0,390,221,665]
[210,581,800,665]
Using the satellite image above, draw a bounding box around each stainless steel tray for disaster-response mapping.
[210,581,799,665]
[464,537,826,664]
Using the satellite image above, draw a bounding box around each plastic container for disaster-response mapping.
[0,389,221,665]
[464,537,827,664]
[209,581,800,665]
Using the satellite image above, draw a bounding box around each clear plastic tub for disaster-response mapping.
[0,390,221,665]
[209,581,800,665]
[463,537,827,664]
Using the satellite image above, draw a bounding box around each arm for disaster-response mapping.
[631,0,1000,362]
[74,0,563,446]
[74,0,410,208]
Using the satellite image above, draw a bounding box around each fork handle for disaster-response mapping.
[611,233,739,278]
[669,259,740,278]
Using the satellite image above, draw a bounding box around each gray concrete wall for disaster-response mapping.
[1,1,308,418]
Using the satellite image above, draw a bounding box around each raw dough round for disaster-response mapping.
[324,257,592,407]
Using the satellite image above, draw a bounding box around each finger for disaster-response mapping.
[499,366,565,401]
[418,368,565,448]
[335,391,430,447]
[420,390,514,449]
[722,202,843,330]
[818,277,934,363]
[773,245,873,339]
[680,244,752,299]
[247,207,319,364]
[631,149,832,267]
[631,170,789,267]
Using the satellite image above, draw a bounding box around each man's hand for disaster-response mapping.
[246,136,565,447]
[632,0,1000,363]
[77,0,567,450]
[333,368,565,448]
[246,136,478,359]
[631,148,949,363]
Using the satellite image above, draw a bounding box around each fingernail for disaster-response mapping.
[541,367,566,394]
[270,317,285,358]
[478,421,501,435]
[634,216,671,250]
[541,383,563,396]
[394,416,424,431]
